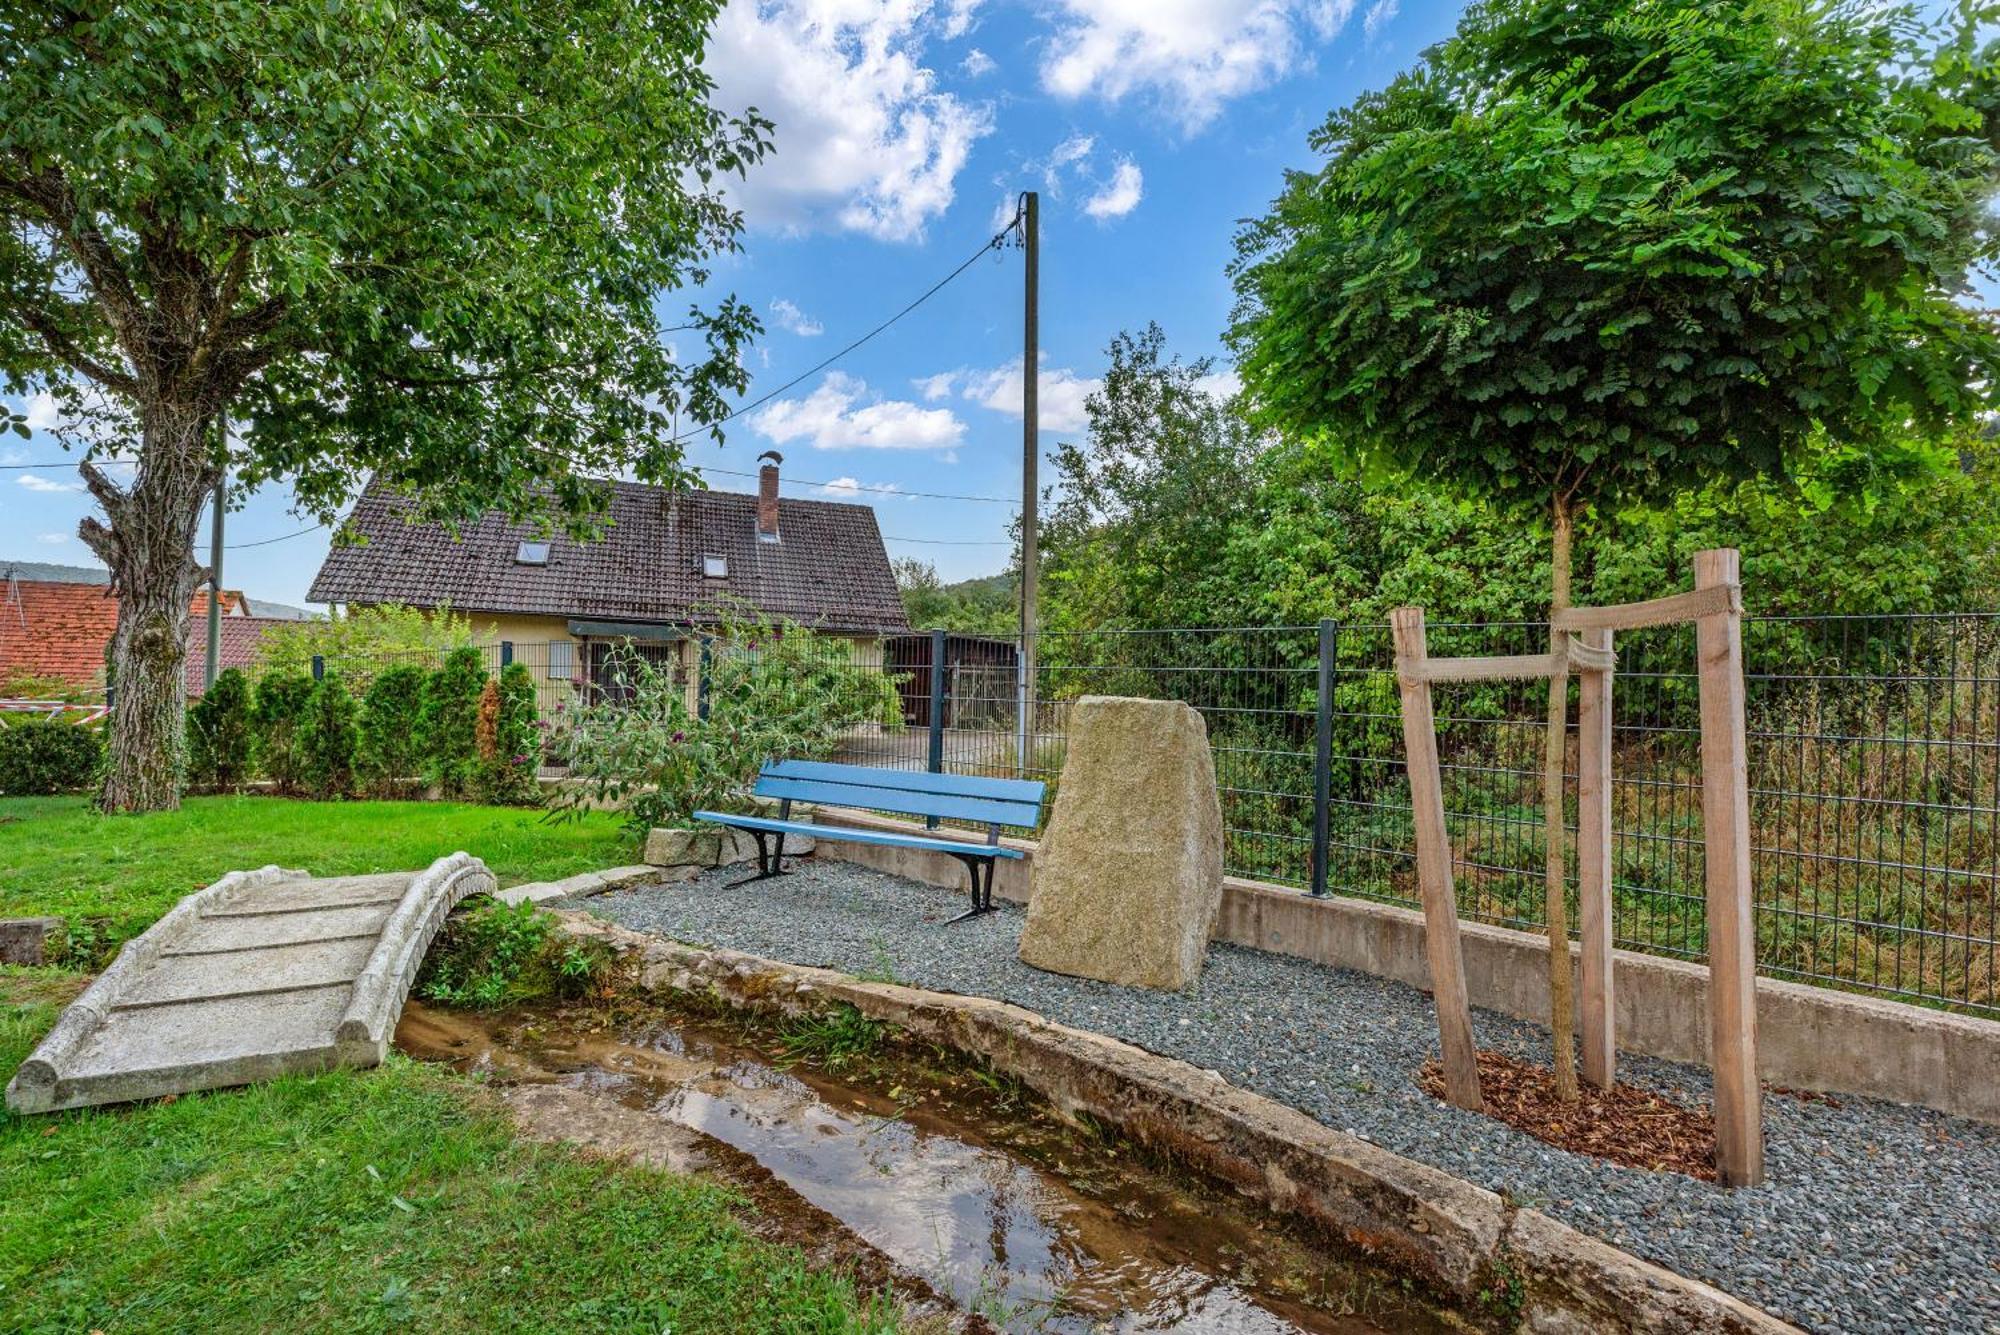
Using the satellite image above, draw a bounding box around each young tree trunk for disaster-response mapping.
[1543,491,1579,1101]
[86,401,217,814]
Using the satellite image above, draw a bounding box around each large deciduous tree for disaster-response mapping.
[0,1,769,811]
[1228,0,2000,1098]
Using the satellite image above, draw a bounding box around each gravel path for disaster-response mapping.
[572,861,2000,1334]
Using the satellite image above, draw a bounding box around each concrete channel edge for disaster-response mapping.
[556,912,1798,1335]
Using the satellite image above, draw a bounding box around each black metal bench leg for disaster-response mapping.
[940,855,996,924]
[727,829,793,887]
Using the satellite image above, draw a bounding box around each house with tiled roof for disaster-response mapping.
[0,565,289,694]
[309,454,910,692]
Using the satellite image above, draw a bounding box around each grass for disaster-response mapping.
[0,973,902,1334]
[0,795,633,960]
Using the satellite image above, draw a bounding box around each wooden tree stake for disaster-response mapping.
[1391,606,1483,1112]
[1575,627,1615,1088]
[1693,549,1764,1186]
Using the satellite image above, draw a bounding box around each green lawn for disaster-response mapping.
[0,975,899,1333]
[0,796,635,958]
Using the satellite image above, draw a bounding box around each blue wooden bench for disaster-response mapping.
[693,759,1046,922]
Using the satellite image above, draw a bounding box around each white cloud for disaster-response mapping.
[922,357,1099,434]
[23,391,61,432]
[939,0,981,39]
[1083,159,1144,220]
[17,472,80,494]
[1362,0,1396,40]
[960,47,996,77]
[706,0,993,242]
[754,371,966,450]
[1196,368,1243,400]
[769,298,825,337]
[819,476,909,500]
[1039,0,1357,131]
[913,370,958,401]
[34,532,69,546]
[1043,133,1096,193]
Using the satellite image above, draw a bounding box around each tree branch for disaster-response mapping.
[15,303,137,393]
[77,515,119,571]
[6,157,151,373]
[79,458,131,522]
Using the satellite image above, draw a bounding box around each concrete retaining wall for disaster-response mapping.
[806,807,2000,1125]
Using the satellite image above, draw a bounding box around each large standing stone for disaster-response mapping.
[1018,696,1224,990]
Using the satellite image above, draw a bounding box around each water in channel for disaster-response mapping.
[397,1001,1455,1335]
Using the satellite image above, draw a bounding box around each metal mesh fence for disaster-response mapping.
[286,614,2000,1016]
[847,616,2000,1017]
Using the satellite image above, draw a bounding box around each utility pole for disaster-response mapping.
[1017,191,1039,774]
[204,410,225,690]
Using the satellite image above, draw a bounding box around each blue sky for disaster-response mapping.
[4,0,1466,605]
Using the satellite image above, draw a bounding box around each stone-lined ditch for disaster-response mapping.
[395,996,1458,1333]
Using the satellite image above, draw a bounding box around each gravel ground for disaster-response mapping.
[572,860,2000,1334]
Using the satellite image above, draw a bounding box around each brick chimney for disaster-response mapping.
[756,450,782,543]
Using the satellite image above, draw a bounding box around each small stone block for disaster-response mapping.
[0,917,65,966]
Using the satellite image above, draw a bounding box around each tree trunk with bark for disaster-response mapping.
[1543,491,1579,1102]
[84,401,217,814]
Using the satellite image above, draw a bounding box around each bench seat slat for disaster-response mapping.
[750,774,1040,828]
[764,759,1044,806]
[691,811,1027,860]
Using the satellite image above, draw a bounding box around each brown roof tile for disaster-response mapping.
[309,479,911,634]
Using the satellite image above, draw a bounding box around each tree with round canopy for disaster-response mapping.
[0,0,771,811]
[1228,0,2000,1099]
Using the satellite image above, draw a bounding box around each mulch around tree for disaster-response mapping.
[1418,1049,1718,1182]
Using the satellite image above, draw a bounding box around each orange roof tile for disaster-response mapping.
[0,581,266,691]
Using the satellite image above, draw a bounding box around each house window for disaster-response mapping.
[516,541,551,565]
[547,639,575,681]
[703,555,728,578]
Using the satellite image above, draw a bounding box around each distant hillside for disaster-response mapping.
[894,561,1017,636]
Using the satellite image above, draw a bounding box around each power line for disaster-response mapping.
[668,201,1024,445]
[223,523,325,550]
[882,534,1011,545]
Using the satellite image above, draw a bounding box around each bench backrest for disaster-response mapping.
[753,759,1045,830]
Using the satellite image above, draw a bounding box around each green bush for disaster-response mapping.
[186,668,255,790]
[0,719,102,795]
[359,665,427,795]
[252,672,316,792]
[475,662,542,805]
[419,647,487,797]
[417,900,614,1008]
[299,673,361,799]
[548,606,902,835]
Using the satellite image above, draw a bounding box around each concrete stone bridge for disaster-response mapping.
[7,853,495,1114]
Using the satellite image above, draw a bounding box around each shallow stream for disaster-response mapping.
[396,1001,1457,1334]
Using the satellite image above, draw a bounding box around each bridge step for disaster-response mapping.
[6,854,496,1114]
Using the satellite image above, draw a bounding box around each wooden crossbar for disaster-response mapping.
[1553,583,1740,633]
[1402,652,1560,684]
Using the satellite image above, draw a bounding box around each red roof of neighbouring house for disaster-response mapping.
[183,616,289,695]
[0,579,119,685]
[0,575,274,691]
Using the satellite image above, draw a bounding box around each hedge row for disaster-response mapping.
[186,650,541,802]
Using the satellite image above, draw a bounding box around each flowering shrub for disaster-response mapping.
[547,606,901,834]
